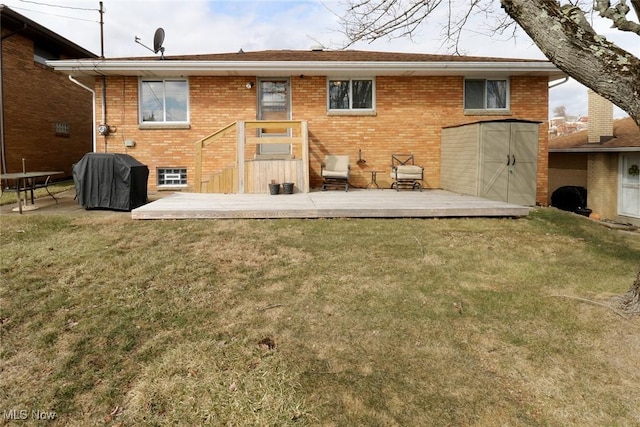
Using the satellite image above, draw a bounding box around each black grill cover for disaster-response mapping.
[73,153,149,211]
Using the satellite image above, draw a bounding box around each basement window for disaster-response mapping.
[157,167,187,187]
[54,122,70,137]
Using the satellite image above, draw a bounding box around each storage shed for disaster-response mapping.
[440,119,541,206]
[73,153,149,211]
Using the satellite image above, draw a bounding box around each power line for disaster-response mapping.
[18,0,98,12]
[7,6,98,23]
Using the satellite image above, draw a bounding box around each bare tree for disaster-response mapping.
[553,105,567,118]
[336,0,640,125]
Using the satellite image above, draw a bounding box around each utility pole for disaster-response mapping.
[99,1,104,58]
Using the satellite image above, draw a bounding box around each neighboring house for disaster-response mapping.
[50,49,563,204]
[549,90,640,225]
[549,116,588,138]
[0,5,96,180]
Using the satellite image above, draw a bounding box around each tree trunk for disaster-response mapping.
[501,0,640,126]
[616,269,640,315]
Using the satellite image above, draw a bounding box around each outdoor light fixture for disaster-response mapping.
[357,149,366,164]
[245,82,254,89]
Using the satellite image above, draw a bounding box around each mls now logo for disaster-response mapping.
[3,409,57,421]
[3,409,28,420]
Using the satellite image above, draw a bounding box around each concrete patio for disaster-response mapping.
[130,189,530,220]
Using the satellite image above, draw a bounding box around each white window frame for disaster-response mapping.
[464,78,510,112]
[139,78,190,126]
[327,77,376,114]
[157,167,187,188]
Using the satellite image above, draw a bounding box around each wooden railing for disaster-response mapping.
[194,120,309,194]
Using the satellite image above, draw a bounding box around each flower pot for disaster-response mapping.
[268,183,280,195]
[282,182,294,194]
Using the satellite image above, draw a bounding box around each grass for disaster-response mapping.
[1,208,639,426]
[0,181,75,206]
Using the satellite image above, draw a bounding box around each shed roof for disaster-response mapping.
[549,117,640,153]
[48,48,566,79]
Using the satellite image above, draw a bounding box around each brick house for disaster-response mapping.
[549,91,640,225]
[50,49,563,204]
[0,5,96,180]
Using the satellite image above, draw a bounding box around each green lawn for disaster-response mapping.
[1,209,639,426]
[0,181,75,206]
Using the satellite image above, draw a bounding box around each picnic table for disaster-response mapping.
[0,171,64,214]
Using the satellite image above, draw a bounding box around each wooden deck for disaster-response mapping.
[131,189,530,219]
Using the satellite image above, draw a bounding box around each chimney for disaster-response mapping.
[587,90,614,143]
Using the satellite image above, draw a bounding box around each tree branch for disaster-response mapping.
[632,0,640,19]
[501,0,640,125]
[342,0,445,46]
[335,0,640,124]
[596,0,640,35]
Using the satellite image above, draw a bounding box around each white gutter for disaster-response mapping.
[68,75,96,153]
[49,59,566,79]
[549,146,640,153]
[549,77,569,88]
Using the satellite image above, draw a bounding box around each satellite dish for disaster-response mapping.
[153,28,165,54]
[134,27,166,59]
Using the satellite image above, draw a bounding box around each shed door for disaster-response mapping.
[507,123,538,206]
[479,123,510,202]
[479,122,538,205]
[619,154,640,218]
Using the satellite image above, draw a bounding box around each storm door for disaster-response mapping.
[619,154,640,218]
[257,78,291,156]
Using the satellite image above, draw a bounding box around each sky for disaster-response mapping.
[3,0,638,118]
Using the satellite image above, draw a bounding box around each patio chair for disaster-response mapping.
[321,155,350,191]
[390,154,424,191]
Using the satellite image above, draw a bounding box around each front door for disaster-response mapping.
[619,154,640,218]
[257,78,291,156]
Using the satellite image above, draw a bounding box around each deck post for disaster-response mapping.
[237,120,245,194]
[194,139,203,192]
[301,120,309,193]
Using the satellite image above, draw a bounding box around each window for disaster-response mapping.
[328,78,374,111]
[140,79,189,123]
[464,79,509,110]
[54,122,70,137]
[158,168,187,187]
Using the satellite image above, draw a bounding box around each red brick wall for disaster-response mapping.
[1,31,93,178]
[96,73,549,203]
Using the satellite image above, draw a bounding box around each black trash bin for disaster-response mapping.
[73,153,149,211]
[551,186,592,217]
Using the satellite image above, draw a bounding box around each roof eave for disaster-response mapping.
[549,146,640,153]
[1,5,97,58]
[48,59,566,80]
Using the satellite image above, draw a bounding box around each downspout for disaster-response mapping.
[101,75,107,152]
[69,75,97,153]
